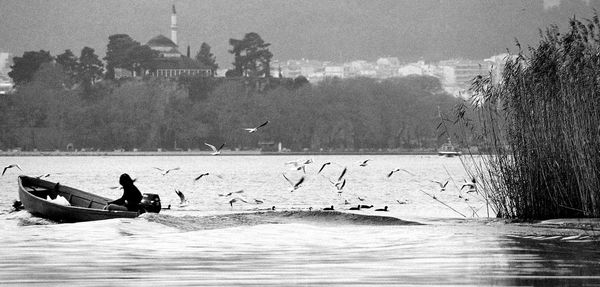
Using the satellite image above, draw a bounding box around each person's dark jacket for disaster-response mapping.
[108,173,142,211]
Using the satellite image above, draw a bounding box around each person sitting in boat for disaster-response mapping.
[105,173,142,212]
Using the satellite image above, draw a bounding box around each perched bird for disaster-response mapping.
[174,189,189,207]
[375,206,389,211]
[432,180,449,191]
[205,142,226,155]
[360,205,374,209]
[323,205,334,211]
[349,205,361,210]
[359,159,370,167]
[282,173,305,192]
[2,164,22,176]
[229,197,248,207]
[244,120,270,133]
[154,167,180,176]
[218,190,245,197]
[194,173,210,181]
[317,162,331,174]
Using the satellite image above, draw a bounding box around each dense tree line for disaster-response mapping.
[0,61,461,151]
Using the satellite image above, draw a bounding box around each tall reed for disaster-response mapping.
[458,16,600,219]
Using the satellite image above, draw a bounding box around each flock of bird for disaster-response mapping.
[2,119,481,214]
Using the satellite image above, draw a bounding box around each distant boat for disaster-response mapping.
[438,139,461,157]
[18,176,161,223]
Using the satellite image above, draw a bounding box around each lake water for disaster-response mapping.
[1,155,599,286]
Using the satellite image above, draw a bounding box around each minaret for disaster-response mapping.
[171,4,178,45]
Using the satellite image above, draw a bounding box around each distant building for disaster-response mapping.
[0,52,13,94]
[147,5,211,78]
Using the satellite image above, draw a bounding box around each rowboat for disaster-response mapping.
[18,175,160,223]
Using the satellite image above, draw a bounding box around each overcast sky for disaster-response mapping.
[1,0,598,67]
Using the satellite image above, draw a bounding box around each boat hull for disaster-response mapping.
[18,176,139,223]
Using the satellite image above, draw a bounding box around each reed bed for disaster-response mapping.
[458,16,600,219]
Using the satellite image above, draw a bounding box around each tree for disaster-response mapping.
[8,50,53,86]
[104,34,139,79]
[126,45,158,76]
[228,33,273,77]
[56,49,79,86]
[195,42,218,75]
[79,47,104,92]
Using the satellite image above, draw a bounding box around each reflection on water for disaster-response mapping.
[0,155,599,286]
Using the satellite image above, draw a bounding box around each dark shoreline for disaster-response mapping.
[0,150,444,156]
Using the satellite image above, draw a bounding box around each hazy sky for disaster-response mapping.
[0,0,598,67]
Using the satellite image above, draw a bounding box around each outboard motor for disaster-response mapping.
[139,193,161,213]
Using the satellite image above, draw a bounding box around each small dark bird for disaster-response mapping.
[244,120,269,133]
[205,142,225,155]
[174,189,188,206]
[162,204,172,210]
[194,173,210,181]
[349,205,361,210]
[218,190,244,197]
[318,162,331,174]
[2,164,22,176]
[375,206,388,211]
[432,180,449,191]
[283,173,305,192]
[359,159,370,167]
[154,167,180,176]
[360,205,373,209]
[323,205,334,211]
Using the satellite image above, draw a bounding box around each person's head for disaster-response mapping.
[119,173,134,186]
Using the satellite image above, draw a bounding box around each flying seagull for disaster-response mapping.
[205,142,225,155]
[229,197,248,207]
[154,167,180,176]
[174,189,189,207]
[2,164,22,176]
[317,162,331,174]
[337,167,347,182]
[359,159,370,167]
[432,180,449,191]
[244,120,269,133]
[387,168,413,178]
[218,190,245,197]
[282,173,305,192]
[461,178,477,193]
[194,173,210,181]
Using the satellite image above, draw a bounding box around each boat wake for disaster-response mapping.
[142,210,423,231]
